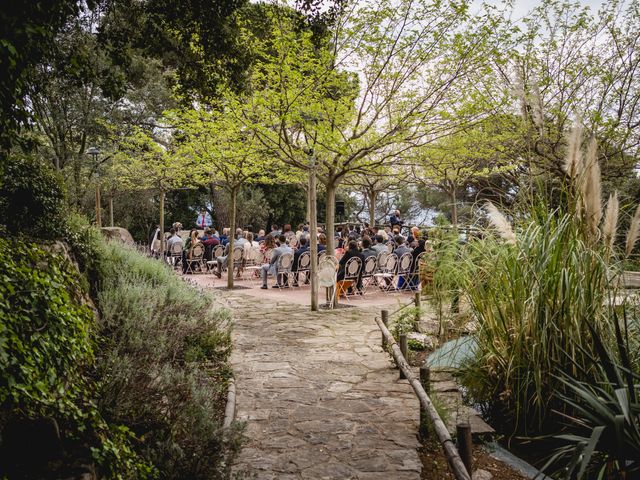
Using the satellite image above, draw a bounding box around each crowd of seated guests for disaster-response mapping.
[164,219,431,294]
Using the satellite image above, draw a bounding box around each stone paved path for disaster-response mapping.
[222,292,421,479]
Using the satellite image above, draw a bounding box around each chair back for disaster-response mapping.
[362,255,378,277]
[190,243,204,260]
[212,245,224,258]
[413,252,426,273]
[170,243,182,256]
[244,247,260,265]
[277,252,294,272]
[376,251,389,272]
[344,256,362,280]
[232,247,244,265]
[298,251,311,271]
[318,256,338,287]
[384,253,398,273]
[398,252,413,274]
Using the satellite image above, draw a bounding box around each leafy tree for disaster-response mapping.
[171,108,297,288]
[411,119,522,226]
[506,0,640,181]
[114,126,201,252]
[0,0,85,152]
[240,0,506,253]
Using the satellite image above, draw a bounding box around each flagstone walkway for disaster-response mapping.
[218,291,421,479]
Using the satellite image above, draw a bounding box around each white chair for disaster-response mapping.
[337,256,362,300]
[242,247,262,283]
[168,242,183,269]
[184,243,205,274]
[396,252,413,290]
[275,252,294,288]
[318,255,338,307]
[293,251,311,287]
[360,255,378,294]
[374,253,398,293]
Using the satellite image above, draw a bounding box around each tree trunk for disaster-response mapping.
[159,190,165,253]
[325,182,337,255]
[369,190,377,227]
[450,184,457,228]
[227,186,237,289]
[309,163,318,311]
[109,194,114,227]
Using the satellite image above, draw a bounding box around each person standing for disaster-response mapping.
[195,209,212,229]
[389,209,404,229]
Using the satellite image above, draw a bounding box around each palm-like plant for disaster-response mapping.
[543,311,640,479]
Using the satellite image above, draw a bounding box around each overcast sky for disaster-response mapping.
[482,0,607,20]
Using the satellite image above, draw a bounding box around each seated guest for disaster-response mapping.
[283,224,295,239]
[219,228,229,246]
[270,224,281,237]
[372,234,387,254]
[394,235,412,289]
[182,229,201,274]
[291,236,310,286]
[393,235,412,258]
[214,230,246,277]
[255,229,266,242]
[337,240,364,295]
[402,238,427,290]
[361,236,377,258]
[317,233,327,253]
[165,228,183,264]
[246,232,259,249]
[260,234,293,289]
[234,228,248,248]
[199,228,220,263]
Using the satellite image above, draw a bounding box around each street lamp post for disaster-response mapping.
[87,147,101,228]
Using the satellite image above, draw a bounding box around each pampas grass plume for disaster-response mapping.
[564,122,583,179]
[625,205,640,257]
[602,192,619,252]
[582,144,602,238]
[485,201,516,245]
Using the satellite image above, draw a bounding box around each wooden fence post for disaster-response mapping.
[381,310,389,349]
[399,334,408,379]
[456,422,473,476]
[414,292,421,331]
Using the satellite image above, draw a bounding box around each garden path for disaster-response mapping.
[217,290,422,479]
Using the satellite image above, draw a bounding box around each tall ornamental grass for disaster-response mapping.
[458,125,639,439]
[459,209,614,433]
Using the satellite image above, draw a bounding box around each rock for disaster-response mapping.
[472,468,493,480]
[407,332,434,349]
[100,227,134,245]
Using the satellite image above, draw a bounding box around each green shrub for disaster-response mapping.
[0,154,67,238]
[0,237,153,478]
[95,242,238,479]
[0,237,93,420]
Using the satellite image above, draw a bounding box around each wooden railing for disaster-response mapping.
[376,305,473,480]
